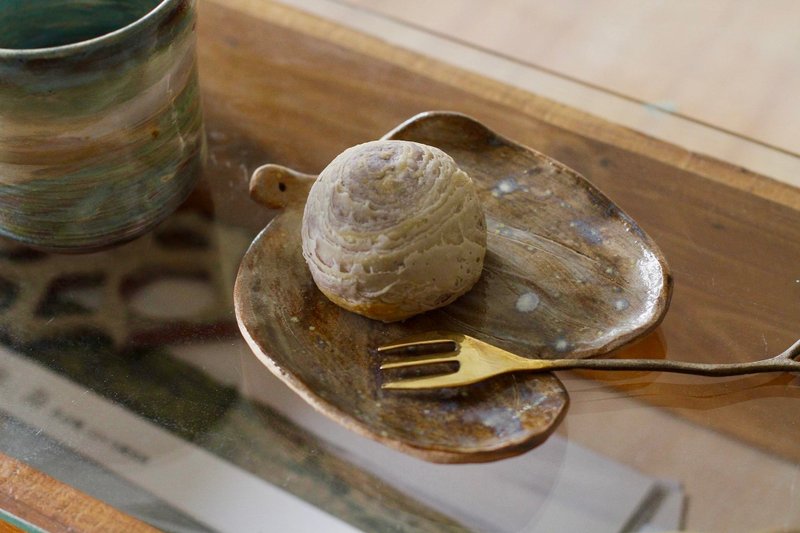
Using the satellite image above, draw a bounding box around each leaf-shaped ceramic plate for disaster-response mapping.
[234,112,672,463]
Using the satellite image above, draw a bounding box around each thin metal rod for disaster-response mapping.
[542,356,799,376]
[542,338,800,377]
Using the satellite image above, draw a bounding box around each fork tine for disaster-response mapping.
[378,331,467,388]
[381,369,478,390]
[376,338,458,356]
[379,354,459,370]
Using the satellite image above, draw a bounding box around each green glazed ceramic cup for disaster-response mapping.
[0,0,204,252]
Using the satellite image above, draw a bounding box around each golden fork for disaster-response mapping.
[378,331,800,390]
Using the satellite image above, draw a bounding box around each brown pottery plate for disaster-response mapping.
[234,112,672,463]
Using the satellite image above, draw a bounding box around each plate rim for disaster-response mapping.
[234,110,672,463]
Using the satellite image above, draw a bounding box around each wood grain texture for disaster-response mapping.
[342,0,800,157]
[217,0,800,209]
[0,521,25,533]
[0,452,156,532]
[198,0,800,465]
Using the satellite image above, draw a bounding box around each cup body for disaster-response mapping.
[0,0,204,252]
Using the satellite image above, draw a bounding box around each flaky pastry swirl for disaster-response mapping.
[301,140,487,322]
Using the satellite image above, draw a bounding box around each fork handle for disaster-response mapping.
[537,340,800,376]
[539,357,800,376]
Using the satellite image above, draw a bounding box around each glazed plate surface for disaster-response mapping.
[234,112,672,463]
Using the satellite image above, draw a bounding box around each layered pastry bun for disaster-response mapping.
[301,140,487,322]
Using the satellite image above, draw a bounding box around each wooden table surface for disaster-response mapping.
[3,0,800,531]
[0,452,156,532]
[343,0,800,162]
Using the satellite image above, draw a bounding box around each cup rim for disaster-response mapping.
[0,0,182,58]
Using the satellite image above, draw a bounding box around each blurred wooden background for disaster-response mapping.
[283,0,800,186]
